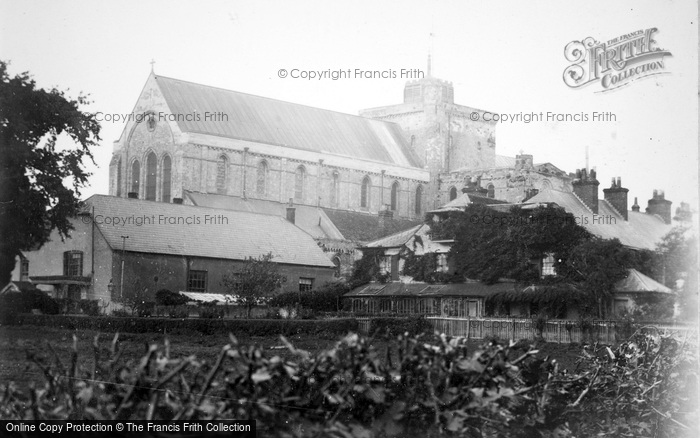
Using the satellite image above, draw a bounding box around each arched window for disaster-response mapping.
[216,155,228,194]
[415,185,423,215]
[449,186,457,201]
[116,157,122,197]
[131,160,140,195]
[330,172,340,207]
[390,181,399,211]
[361,176,371,208]
[256,161,268,196]
[487,184,495,199]
[146,152,157,201]
[294,165,306,202]
[162,155,172,203]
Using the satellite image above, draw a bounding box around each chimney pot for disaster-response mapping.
[646,189,672,224]
[631,197,640,212]
[603,175,629,220]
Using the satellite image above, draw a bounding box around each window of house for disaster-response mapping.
[299,277,314,293]
[379,255,392,275]
[541,253,556,277]
[449,187,457,201]
[188,270,208,292]
[63,251,83,276]
[361,176,371,208]
[390,181,399,211]
[131,160,140,195]
[146,152,157,201]
[487,184,495,199]
[437,254,449,273]
[20,257,29,281]
[330,172,340,207]
[294,165,305,202]
[415,185,423,215]
[162,155,172,203]
[216,155,228,194]
[257,161,268,196]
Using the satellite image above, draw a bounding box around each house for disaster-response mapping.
[345,169,677,319]
[10,195,336,306]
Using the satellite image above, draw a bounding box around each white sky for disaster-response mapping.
[2,0,698,212]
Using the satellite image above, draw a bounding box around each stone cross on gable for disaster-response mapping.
[150,59,156,72]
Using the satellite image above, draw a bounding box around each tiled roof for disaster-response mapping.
[615,269,672,294]
[155,75,422,168]
[320,208,423,242]
[184,191,344,240]
[345,281,518,298]
[85,195,334,268]
[526,189,671,250]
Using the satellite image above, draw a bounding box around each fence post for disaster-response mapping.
[511,319,516,341]
[466,317,470,340]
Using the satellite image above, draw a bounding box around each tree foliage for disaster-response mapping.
[0,61,101,285]
[655,227,698,321]
[221,252,286,318]
[432,204,592,284]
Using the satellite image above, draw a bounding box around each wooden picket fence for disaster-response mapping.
[355,316,698,344]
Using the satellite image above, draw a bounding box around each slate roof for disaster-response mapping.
[84,195,334,268]
[429,193,508,213]
[526,189,671,250]
[0,281,40,295]
[364,224,425,248]
[155,75,422,168]
[184,191,344,240]
[345,281,518,298]
[320,208,423,242]
[615,269,672,294]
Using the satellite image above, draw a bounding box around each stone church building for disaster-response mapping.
[107,67,576,276]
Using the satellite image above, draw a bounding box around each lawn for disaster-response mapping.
[0,324,585,390]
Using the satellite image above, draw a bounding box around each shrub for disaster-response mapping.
[0,289,59,315]
[155,289,190,306]
[78,299,101,316]
[168,305,190,319]
[137,301,155,317]
[198,305,225,319]
[0,330,695,437]
[269,281,350,312]
[111,308,130,317]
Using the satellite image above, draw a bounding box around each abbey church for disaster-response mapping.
[108,65,571,231]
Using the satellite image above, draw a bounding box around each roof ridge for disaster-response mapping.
[155,74,403,126]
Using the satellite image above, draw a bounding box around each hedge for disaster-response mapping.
[9,314,359,336]
[368,315,432,337]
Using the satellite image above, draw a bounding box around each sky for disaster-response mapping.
[2,0,698,213]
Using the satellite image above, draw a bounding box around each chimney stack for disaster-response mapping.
[646,190,672,224]
[572,168,599,214]
[286,198,296,224]
[378,204,394,234]
[603,176,629,220]
[631,197,640,212]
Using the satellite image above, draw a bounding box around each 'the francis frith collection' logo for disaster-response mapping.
[563,28,672,92]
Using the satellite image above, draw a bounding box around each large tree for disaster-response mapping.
[221,253,287,318]
[0,61,100,286]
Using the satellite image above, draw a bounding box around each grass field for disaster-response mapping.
[0,324,585,390]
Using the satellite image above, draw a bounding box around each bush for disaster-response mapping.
[78,299,101,316]
[198,305,225,319]
[168,305,190,319]
[269,281,350,312]
[8,313,359,337]
[155,289,190,306]
[0,330,695,437]
[137,301,155,317]
[0,289,59,316]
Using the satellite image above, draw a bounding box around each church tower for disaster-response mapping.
[359,57,497,210]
